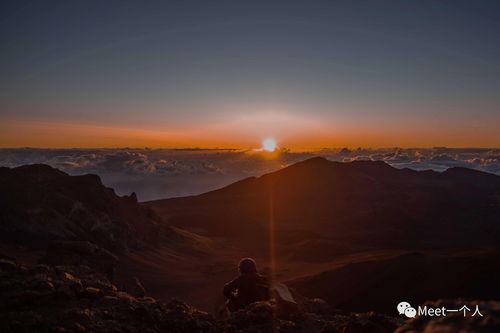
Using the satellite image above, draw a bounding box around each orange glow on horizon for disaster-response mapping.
[1,117,499,149]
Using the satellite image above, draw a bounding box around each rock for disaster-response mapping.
[342,312,403,333]
[0,258,18,272]
[40,240,118,281]
[0,259,220,333]
[130,276,146,298]
[79,287,103,299]
[73,322,87,332]
[52,271,83,298]
[226,301,276,333]
[128,192,138,203]
[301,298,330,315]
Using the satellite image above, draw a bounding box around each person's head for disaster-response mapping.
[238,258,257,274]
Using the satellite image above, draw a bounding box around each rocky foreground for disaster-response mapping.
[1,254,498,333]
[0,256,218,333]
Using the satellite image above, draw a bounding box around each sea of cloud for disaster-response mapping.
[1,147,498,201]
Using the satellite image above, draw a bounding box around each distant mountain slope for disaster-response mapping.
[146,157,500,255]
[288,249,500,314]
[0,164,192,252]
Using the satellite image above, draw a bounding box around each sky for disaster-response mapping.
[1,0,500,149]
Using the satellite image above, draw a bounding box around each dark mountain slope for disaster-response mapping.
[146,157,500,255]
[0,164,191,252]
[288,248,500,314]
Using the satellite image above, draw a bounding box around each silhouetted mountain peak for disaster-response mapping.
[284,157,394,173]
[275,156,336,177]
[5,163,67,180]
[0,164,184,252]
[146,156,500,250]
[12,163,61,173]
[260,157,400,189]
[298,156,330,165]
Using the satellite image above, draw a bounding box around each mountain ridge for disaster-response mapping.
[147,157,500,203]
[0,164,202,253]
[146,156,500,254]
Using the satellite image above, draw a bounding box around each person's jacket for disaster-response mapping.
[223,272,270,307]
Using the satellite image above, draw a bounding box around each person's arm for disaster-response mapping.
[223,276,240,300]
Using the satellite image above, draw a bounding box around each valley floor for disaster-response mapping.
[116,242,411,313]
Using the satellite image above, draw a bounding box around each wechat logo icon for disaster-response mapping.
[397,301,417,318]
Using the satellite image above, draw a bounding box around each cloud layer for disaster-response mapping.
[1,148,498,201]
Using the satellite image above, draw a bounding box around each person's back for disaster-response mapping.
[223,258,270,312]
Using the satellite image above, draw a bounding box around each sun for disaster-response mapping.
[262,138,277,152]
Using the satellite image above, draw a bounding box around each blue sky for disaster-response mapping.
[1,0,499,148]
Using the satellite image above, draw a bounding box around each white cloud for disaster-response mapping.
[1,148,499,201]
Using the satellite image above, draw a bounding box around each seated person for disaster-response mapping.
[223,258,270,312]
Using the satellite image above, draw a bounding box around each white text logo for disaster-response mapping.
[397,301,483,318]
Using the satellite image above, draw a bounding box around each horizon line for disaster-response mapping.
[0,146,499,151]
